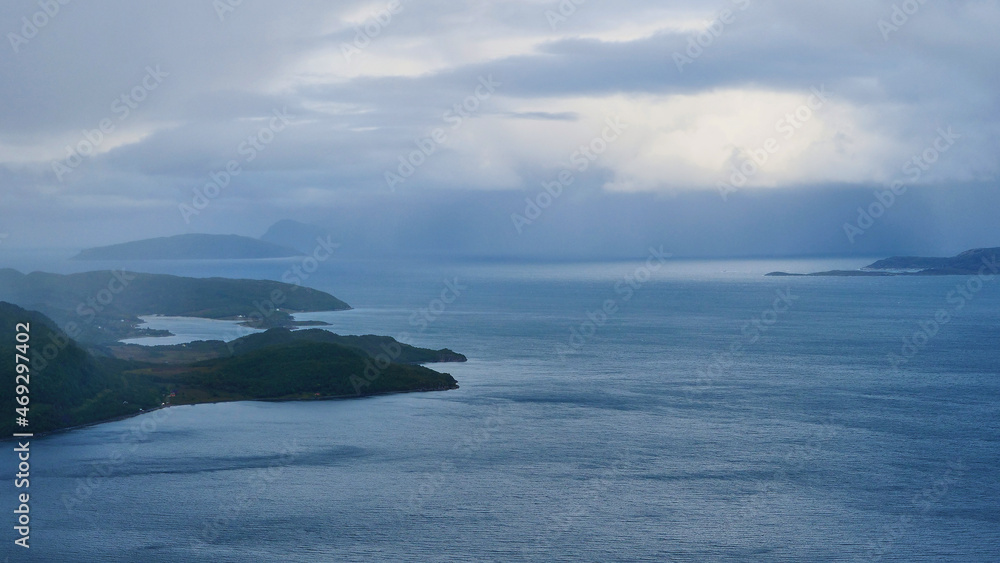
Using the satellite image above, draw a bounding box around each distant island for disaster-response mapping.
[72,233,304,261]
[767,247,1000,277]
[0,303,464,436]
[0,268,350,343]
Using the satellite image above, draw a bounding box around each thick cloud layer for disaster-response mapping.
[0,0,997,256]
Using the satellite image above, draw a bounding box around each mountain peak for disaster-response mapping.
[71,234,304,261]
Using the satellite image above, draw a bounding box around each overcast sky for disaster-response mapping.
[1,0,997,257]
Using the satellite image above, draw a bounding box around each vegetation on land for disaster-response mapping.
[0,268,350,343]
[1,303,461,435]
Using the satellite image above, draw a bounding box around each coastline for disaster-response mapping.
[1,383,459,441]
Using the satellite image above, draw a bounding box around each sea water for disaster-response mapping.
[3,257,999,561]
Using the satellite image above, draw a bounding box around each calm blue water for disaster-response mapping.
[120,316,263,346]
[3,257,999,562]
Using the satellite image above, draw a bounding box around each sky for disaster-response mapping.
[0,0,998,258]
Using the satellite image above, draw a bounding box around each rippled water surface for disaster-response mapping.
[5,257,999,561]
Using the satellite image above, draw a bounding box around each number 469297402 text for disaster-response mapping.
[15,323,30,429]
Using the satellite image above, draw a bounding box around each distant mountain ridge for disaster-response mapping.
[767,247,1000,276]
[72,234,303,260]
[863,248,1000,273]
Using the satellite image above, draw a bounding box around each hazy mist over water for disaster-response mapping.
[6,258,998,561]
[3,0,999,560]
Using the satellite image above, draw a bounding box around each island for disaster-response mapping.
[0,268,350,343]
[766,247,1000,277]
[71,233,304,261]
[1,267,468,435]
[0,302,465,436]
[101,328,467,365]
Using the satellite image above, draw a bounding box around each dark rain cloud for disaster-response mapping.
[0,0,996,255]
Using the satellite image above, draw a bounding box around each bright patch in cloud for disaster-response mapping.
[458,89,905,192]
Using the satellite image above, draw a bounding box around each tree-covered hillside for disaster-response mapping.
[0,269,350,343]
[0,302,162,435]
[1,303,461,435]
